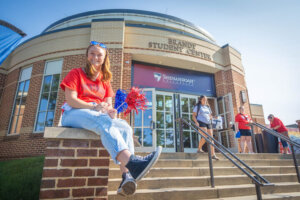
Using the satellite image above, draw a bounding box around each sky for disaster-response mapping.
[1,0,299,125]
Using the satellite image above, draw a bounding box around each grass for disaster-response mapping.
[0,156,44,200]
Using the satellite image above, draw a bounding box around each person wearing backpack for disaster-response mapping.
[192,95,219,160]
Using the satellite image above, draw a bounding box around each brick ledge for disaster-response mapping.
[44,127,100,140]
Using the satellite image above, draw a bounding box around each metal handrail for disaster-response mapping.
[249,122,300,183]
[177,118,274,200]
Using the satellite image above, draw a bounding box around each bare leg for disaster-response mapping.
[116,149,132,167]
[240,136,246,153]
[198,127,208,150]
[283,147,288,154]
[246,136,253,153]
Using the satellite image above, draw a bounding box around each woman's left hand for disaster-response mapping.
[108,108,117,119]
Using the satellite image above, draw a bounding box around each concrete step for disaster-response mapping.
[109,159,298,168]
[134,152,300,160]
[108,166,300,178]
[210,192,300,200]
[108,174,299,191]
[108,182,300,200]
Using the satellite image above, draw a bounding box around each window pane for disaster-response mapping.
[17,82,25,98]
[165,95,173,112]
[156,112,164,129]
[45,111,54,127]
[183,131,191,148]
[143,109,152,128]
[182,114,190,130]
[15,115,23,134]
[134,111,142,127]
[189,98,196,112]
[20,67,32,81]
[166,130,174,148]
[192,131,198,148]
[143,128,152,147]
[9,116,18,134]
[181,97,189,113]
[35,112,46,132]
[19,97,26,115]
[145,91,152,107]
[42,76,52,93]
[45,60,63,75]
[134,128,142,145]
[165,113,173,129]
[23,80,30,96]
[48,92,57,111]
[156,95,164,111]
[51,74,60,91]
[39,93,49,111]
[13,98,21,116]
[156,130,165,147]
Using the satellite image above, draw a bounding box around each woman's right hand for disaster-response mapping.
[93,102,109,112]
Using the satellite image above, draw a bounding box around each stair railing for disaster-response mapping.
[177,118,274,200]
[249,122,300,183]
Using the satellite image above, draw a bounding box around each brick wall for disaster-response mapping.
[0,73,7,104]
[40,128,109,200]
[215,69,251,148]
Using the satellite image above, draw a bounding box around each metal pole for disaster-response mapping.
[207,140,215,188]
[179,120,184,152]
[251,125,258,153]
[255,183,262,200]
[291,145,300,183]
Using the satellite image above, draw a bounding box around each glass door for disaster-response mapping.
[132,88,156,152]
[156,91,176,152]
[180,94,198,153]
[216,93,237,152]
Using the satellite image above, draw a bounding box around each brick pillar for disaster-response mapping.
[40,127,109,200]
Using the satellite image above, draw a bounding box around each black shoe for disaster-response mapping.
[126,146,162,182]
[117,173,137,196]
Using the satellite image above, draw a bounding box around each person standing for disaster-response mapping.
[268,114,289,154]
[192,95,219,160]
[235,106,254,153]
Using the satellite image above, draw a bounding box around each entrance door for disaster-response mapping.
[132,88,156,152]
[155,91,176,152]
[216,93,236,152]
[180,94,198,152]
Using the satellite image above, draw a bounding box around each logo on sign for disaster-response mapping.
[154,72,161,82]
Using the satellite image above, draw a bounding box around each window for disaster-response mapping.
[34,59,63,132]
[8,67,32,135]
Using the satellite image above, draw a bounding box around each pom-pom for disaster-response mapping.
[124,87,147,116]
[114,89,128,114]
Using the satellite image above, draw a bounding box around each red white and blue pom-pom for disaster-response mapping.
[114,87,147,116]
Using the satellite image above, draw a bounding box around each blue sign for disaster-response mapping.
[133,63,216,96]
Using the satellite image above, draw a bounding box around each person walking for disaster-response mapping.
[235,106,254,153]
[60,41,162,196]
[192,95,219,160]
[268,114,289,154]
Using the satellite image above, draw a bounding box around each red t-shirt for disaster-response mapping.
[60,68,114,104]
[270,117,288,133]
[235,113,252,130]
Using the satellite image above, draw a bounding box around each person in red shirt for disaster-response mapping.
[60,41,162,196]
[268,114,289,154]
[235,106,254,153]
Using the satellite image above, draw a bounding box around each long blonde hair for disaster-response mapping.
[85,44,112,82]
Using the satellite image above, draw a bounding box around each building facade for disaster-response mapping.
[0,9,256,159]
